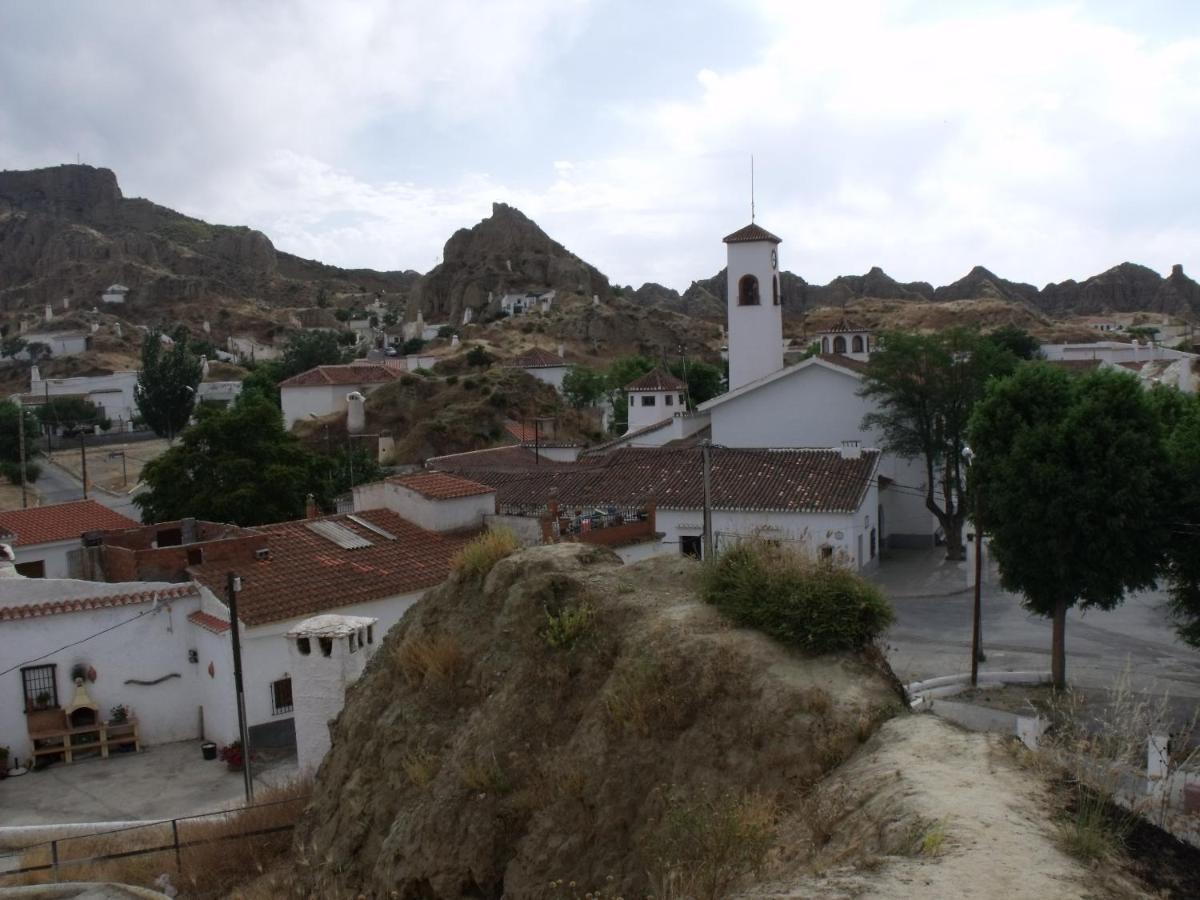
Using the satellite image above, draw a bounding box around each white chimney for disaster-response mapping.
[62,297,70,310]
[44,303,53,323]
[839,440,862,460]
[346,391,366,434]
[557,343,565,358]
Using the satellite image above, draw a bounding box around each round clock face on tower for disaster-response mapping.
[770,249,778,270]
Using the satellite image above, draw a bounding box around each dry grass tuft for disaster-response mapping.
[603,653,682,737]
[394,633,466,686]
[401,748,441,787]
[452,527,520,577]
[461,752,513,796]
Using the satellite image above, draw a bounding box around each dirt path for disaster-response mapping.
[748,715,1149,899]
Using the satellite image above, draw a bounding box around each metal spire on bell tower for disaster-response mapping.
[750,154,755,223]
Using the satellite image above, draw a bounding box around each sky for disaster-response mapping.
[2,1,1199,292]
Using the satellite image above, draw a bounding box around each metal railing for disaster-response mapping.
[0,794,308,882]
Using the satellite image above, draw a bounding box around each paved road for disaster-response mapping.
[35,459,143,522]
[883,566,1200,705]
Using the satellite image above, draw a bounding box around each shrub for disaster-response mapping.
[540,602,595,651]
[394,634,465,686]
[0,461,40,484]
[700,539,893,653]
[466,345,492,368]
[452,528,520,577]
[401,748,440,787]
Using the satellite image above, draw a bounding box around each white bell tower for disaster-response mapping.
[724,223,783,391]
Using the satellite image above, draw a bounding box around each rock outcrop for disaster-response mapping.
[407,202,611,324]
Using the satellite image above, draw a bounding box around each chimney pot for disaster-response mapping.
[839,440,862,460]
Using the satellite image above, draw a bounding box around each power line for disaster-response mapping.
[0,606,159,677]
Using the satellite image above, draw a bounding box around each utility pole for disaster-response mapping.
[79,433,88,500]
[534,418,540,465]
[15,395,27,509]
[701,441,713,560]
[226,572,254,803]
[964,447,985,685]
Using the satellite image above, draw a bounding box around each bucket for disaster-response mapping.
[201,741,217,761]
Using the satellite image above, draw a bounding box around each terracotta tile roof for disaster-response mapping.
[425,445,577,471]
[278,364,399,388]
[816,320,869,334]
[1047,359,1103,372]
[188,509,470,627]
[503,420,581,448]
[187,610,231,634]
[507,347,566,368]
[625,368,687,392]
[387,472,495,500]
[578,417,674,457]
[0,584,198,621]
[0,501,138,548]
[818,353,870,373]
[438,447,879,514]
[722,222,783,244]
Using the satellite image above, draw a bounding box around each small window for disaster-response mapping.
[665,395,674,407]
[678,394,685,405]
[737,274,760,306]
[640,395,656,407]
[22,664,58,712]
[186,547,203,565]
[772,274,780,306]
[297,637,311,656]
[348,633,357,653]
[319,636,333,657]
[366,625,374,644]
[271,677,293,715]
[820,545,834,561]
[852,335,864,354]
[156,527,183,547]
[821,337,830,354]
[14,560,45,578]
[833,336,847,354]
[680,535,703,560]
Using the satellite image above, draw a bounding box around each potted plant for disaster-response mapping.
[34,691,51,709]
[219,740,244,772]
[70,663,88,684]
[109,704,129,724]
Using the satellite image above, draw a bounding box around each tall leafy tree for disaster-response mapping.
[0,400,42,484]
[969,365,1171,688]
[561,365,608,409]
[135,391,320,526]
[135,326,203,440]
[1156,388,1200,647]
[279,330,348,380]
[861,329,1017,560]
[670,359,724,406]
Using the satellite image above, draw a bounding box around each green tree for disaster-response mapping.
[670,359,724,406]
[1157,389,1200,647]
[0,401,42,484]
[279,330,348,380]
[135,327,203,441]
[861,329,1017,560]
[465,345,493,368]
[968,365,1171,688]
[40,397,107,434]
[239,360,286,407]
[134,391,319,526]
[1,335,27,359]
[401,337,426,355]
[561,365,608,409]
[985,325,1041,361]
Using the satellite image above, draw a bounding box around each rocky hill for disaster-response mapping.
[0,164,415,332]
[406,202,611,326]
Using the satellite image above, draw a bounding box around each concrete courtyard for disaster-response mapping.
[0,740,298,827]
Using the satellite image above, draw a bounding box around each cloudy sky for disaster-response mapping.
[2,1,1198,291]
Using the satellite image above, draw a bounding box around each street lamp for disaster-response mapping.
[962,445,985,685]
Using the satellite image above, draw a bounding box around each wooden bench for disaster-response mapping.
[27,709,141,764]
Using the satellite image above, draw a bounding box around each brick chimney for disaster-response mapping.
[305,493,318,519]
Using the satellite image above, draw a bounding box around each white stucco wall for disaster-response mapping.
[11,538,77,579]
[527,365,570,392]
[30,369,139,431]
[352,481,494,532]
[531,446,579,462]
[614,539,672,564]
[726,239,783,390]
[281,384,343,429]
[627,388,687,434]
[17,333,89,358]
[0,588,204,761]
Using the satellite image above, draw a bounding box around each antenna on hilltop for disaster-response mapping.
[750,154,755,222]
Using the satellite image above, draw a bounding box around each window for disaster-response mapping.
[640,395,656,406]
[14,560,45,578]
[773,274,780,306]
[833,336,847,354]
[870,528,877,559]
[852,335,864,353]
[821,337,830,354]
[366,625,374,644]
[820,545,834,561]
[271,677,293,715]
[319,636,333,657]
[186,547,203,565]
[680,535,703,559]
[296,637,311,656]
[21,664,58,712]
[737,274,760,306]
[678,394,685,405]
[156,527,182,547]
[665,395,674,407]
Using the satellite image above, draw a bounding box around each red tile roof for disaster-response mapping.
[0,584,198,621]
[507,347,566,368]
[188,509,470,627]
[818,353,870,374]
[723,223,783,244]
[1047,359,1103,372]
[625,368,687,392]
[387,472,495,500]
[187,610,231,634]
[278,364,399,388]
[436,446,880,514]
[0,501,138,548]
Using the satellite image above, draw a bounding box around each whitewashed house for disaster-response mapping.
[505,346,571,393]
[278,363,398,429]
[9,332,91,360]
[27,365,140,432]
[499,290,555,316]
[0,501,139,579]
[812,322,873,360]
[101,284,129,305]
[623,368,688,434]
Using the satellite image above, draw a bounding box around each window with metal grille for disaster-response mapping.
[21,664,58,712]
[271,677,293,715]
